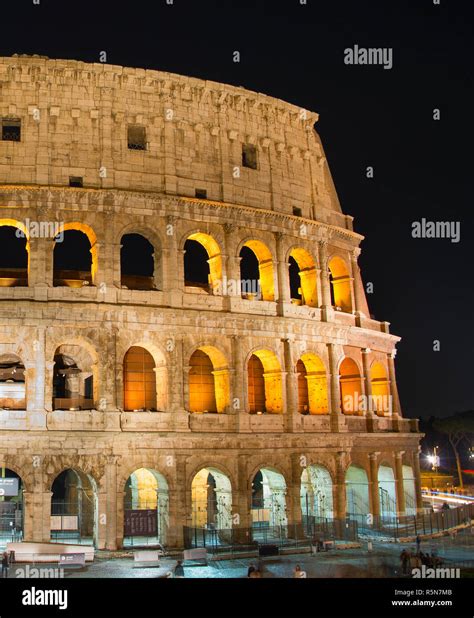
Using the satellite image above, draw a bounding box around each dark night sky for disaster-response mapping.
[1,0,472,419]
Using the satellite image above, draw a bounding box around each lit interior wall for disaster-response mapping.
[0,353,26,409]
[370,361,390,416]
[53,344,96,410]
[339,357,362,415]
[402,465,417,515]
[260,468,288,527]
[123,346,157,411]
[248,350,283,413]
[378,464,397,517]
[191,467,232,529]
[241,240,275,301]
[345,465,370,516]
[188,347,229,413]
[329,256,352,313]
[187,232,222,291]
[289,248,318,307]
[300,465,334,519]
[299,353,328,414]
[125,468,169,544]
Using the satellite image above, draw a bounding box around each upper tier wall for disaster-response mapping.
[0,56,345,225]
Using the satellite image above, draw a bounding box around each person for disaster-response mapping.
[400,549,410,575]
[247,564,256,577]
[174,560,185,578]
[293,564,306,578]
[249,568,261,578]
[415,535,421,554]
[1,552,9,579]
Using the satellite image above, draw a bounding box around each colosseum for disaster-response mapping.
[0,55,422,551]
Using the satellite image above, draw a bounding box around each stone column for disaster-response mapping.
[412,448,424,514]
[104,455,119,550]
[361,348,373,428]
[350,248,365,318]
[166,215,182,308]
[317,240,333,321]
[283,339,298,431]
[167,456,188,548]
[327,343,342,431]
[275,232,290,315]
[28,237,49,288]
[333,452,347,537]
[233,455,252,544]
[230,335,244,415]
[368,453,380,520]
[171,338,189,431]
[387,350,402,417]
[394,452,406,516]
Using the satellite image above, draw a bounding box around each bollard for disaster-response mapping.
[367,541,373,552]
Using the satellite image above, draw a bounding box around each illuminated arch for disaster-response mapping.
[339,357,363,415]
[402,465,416,515]
[0,353,26,410]
[0,220,29,287]
[52,343,97,410]
[328,256,352,313]
[288,247,318,307]
[53,222,98,287]
[300,465,334,521]
[297,353,328,414]
[247,349,283,414]
[123,346,157,411]
[0,468,25,543]
[188,346,230,414]
[251,468,288,536]
[345,464,370,517]
[239,240,275,301]
[370,361,390,416]
[184,232,222,292]
[123,468,169,546]
[120,232,158,291]
[191,467,233,532]
[378,464,397,518]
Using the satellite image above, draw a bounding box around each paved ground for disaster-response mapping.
[2,529,473,579]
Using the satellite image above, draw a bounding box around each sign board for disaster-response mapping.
[0,478,19,497]
[124,509,157,537]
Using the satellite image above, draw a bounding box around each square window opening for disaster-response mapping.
[293,207,303,217]
[69,176,83,188]
[195,188,207,199]
[128,125,147,150]
[242,143,258,169]
[1,118,21,142]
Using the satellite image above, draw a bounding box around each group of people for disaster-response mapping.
[399,538,443,576]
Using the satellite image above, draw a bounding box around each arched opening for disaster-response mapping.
[120,233,157,291]
[339,357,363,415]
[188,347,230,414]
[123,346,157,412]
[189,467,232,548]
[239,240,274,301]
[328,256,352,313]
[297,353,328,414]
[247,350,283,414]
[53,345,96,411]
[251,468,287,541]
[0,354,26,410]
[0,468,24,547]
[0,224,28,287]
[378,465,397,519]
[370,361,391,416]
[402,465,417,515]
[289,248,318,307]
[300,465,333,535]
[53,227,94,288]
[345,465,370,519]
[123,468,169,547]
[50,469,97,546]
[184,233,222,294]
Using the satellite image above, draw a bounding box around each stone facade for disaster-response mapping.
[0,56,422,550]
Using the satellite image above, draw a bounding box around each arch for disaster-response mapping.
[0,468,25,544]
[123,346,158,411]
[328,256,352,313]
[0,220,29,287]
[184,232,222,293]
[0,353,26,410]
[345,464,370,517]
[50,468,98,546]
[239,239,275,301]
[339,357,363,415]
[53,222,97,287]
[191,467,233,533]
[300,465,334,526]
[188,346,230,414]
[297,353,328,414]
[378,464,397,518]
[370,361,391,416]
[288,247,318,307]
[123,467,169,547]
[247,349,283,414]
[251,467,288,540]
[402,465,416,515]
[52,343,97,410]
[120,233,158,291]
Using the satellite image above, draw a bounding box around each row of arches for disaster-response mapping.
[0,463,416,548]
[0,347,392,415]
[0,222,354,312]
